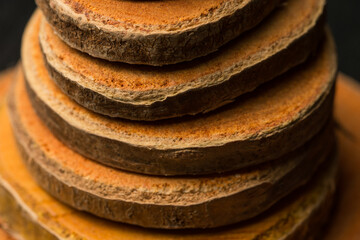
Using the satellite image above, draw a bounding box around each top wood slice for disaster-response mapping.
[0,89,337,237]
[8,66,335,228]
[38,0,326,120]
[35,0,280,66]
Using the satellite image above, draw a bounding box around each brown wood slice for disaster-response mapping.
[38,0,325,120]
[0,93,337,237]
[8,66,335,229]
[22,20,337,176]
[35,0,281,66]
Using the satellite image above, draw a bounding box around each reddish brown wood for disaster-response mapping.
[0,69,359,238]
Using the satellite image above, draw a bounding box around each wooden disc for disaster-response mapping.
[37,0,325,120]
[36,0,280,65]
[2,69,360,239]
[9,65,335,229]
[0,87,337,236]
[22,22,337,176]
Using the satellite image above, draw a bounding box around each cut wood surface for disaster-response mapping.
[38,0,325,120]
[0,80,337,237]
[0,70,359,239]
[35,0,280,65]
[8,66,335,229]
[22,20,337,176]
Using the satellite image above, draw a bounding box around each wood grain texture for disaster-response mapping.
[35,0,280,65]
[22,18,337,176]
[0,79,337,237]
[37,0,325,120]
[1,59,359,239]
[0,69,358,239]
[8,66,335,229]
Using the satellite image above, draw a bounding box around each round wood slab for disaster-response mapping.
[0,71,360,240]
[8,66,335,229]
[22,17,336,176]
[0,69,359,239]
[37,0,325,120]
[35,0,280,65]
[0,96,337,238]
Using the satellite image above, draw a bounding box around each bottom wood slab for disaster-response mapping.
[0,67,336,239]
[0,104,336,240]
[9,66,335,230]
[0,68,359,239]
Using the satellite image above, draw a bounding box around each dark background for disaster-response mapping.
[1,1,359,81]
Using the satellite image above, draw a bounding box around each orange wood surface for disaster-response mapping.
[0,69,359,239]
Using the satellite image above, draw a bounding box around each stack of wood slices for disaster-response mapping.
[0,0,338,238]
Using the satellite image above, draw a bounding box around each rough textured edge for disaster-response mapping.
[13,71,338,201]
[9,79,337,228]
[36,0,280,65]
[0,67,340,237]
[39,0,326,106]
[39,3,325,106]
[23,7,337,176]
[47,0,249,32]
[41,15,326,120]
[28,26,337,151]
[0,145,337,238]
[25,70,335,175]
[12,113,336,205]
